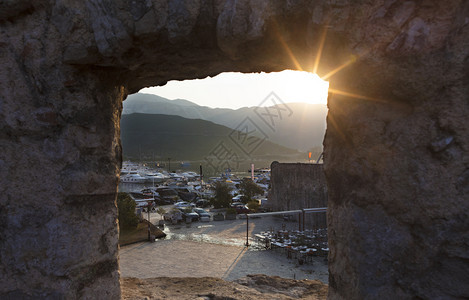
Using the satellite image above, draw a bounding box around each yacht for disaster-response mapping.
[143,172,166,184]
[181,171,199,180]
[169,172,183,180]
[120,173,147,183]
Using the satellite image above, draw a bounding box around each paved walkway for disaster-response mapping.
[119,215,329,283]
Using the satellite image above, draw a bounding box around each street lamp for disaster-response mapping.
[168,157,171,172]
[245,214,250,247]
[147,201,152,241]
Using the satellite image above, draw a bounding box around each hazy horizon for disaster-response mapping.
[139,70,329,110]
[131,92,328,110]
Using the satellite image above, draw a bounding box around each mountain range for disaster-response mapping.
[120,114,305,172]
[122,93,327,152]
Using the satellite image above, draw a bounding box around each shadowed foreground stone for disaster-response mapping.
[121,275,328,300]
[0,0,467,299]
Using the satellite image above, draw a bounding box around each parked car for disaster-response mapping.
[174,201,196,209]
[178,208,200,222]
[236,205,250,214]
[230,202,250,214]
[232,195,243,202]
[135,199,156,212]
[193,208,210,219]
[195,199,210,208]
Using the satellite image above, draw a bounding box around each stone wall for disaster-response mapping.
[1,1,468,299]
[269,162,328,229]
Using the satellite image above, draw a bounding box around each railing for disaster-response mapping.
[244,207,328,246]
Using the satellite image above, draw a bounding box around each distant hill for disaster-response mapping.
[120,114,304,165]
[123,93,327,152]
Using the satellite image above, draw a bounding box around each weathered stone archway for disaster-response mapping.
[1,1,468,299]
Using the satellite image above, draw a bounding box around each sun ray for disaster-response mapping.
[277,33,303,71]
[272,19,303,71]
[321,55,357,81]
[320,45,375,81]
[313,24,329,74]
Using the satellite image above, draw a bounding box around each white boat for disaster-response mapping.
[121,161,140,175]
[181,171,198,180]
[169,172,182,179]
[120,173,147,183]
[143,172,166,184]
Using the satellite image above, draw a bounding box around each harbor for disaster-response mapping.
[119,160,329,284]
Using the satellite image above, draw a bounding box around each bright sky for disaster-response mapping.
[140,70,329,109]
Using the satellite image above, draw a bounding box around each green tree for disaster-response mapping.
[117,192,139,229]
[211,181,232,208]
[247,200,260,212]
[239,178,264,203]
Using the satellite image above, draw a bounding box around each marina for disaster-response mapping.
[119,160,329,284]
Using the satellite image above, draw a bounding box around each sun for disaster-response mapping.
[270,70,329,106]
